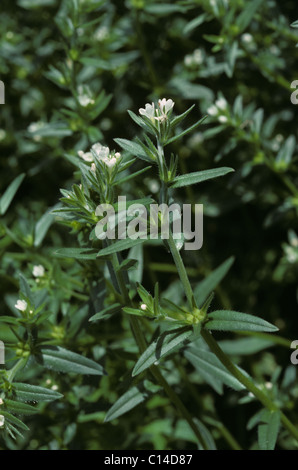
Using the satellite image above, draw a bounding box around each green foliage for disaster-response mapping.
[1,0,298,451]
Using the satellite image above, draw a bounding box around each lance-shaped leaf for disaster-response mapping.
[97,237,148,257]
[170,167,234,189]
[105,386,149,422]
[0,173,25,215]
[258,410,281,450]
[165,115,208,145]
[114,138,152,163]
[13,383,63,402]
[185,346,245,394]
[194,256,235,306]
[53,247,98,260]
[4,399,39,416]
[132,327,194,376]
[89,303,121,322]
[0,411,29,431]
[38,346,106,375]
[205,310,278,333]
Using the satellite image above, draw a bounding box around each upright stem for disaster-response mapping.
[110,251,208,449]
[165,202,298,443]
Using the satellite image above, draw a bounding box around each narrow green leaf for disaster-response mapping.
[194,257,235,306]
[114,138,152,163]
[166,116,208,145]
[53,247,98,260]
[185,346,245,394]
[97,237,148,257]
[39,346,106,375]
[105,386,149,422]
[170,104,195,128]
[89,303,121,322]
[13,383,63,402]
[0,411,29,431]
[206,310,279,333]
[34,206,57,247]
[132,327,194,376]
[170,167,234,188]
[19,273,34,304]
[235,0,263,33]
[122,307,144,317]
[113,166,151,186]
[258,410,281,450]
[4,399,38,415]
[0,173,25,215]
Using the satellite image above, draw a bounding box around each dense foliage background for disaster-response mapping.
[1,0,298,450]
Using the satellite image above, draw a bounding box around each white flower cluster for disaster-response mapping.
[32,264,45,278]
[15,299,28,312]
[184,49,204,68]
[77,85,95,108]
[78,143,121,172]
[207,97,229,123]
[139,98,174,123]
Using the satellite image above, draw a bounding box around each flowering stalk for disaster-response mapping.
[150,102,298,443]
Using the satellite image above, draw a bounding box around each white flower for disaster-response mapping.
[139,102,155,120]
[91,143,110,161]
[158,98,174,115]
[140,304,147,311]
[215,97,227,110]
[184,55,193,67]
[32,265,45,278]
[91,163,96,173]
[207,105,218,116]
[78,94,95,107]
[94,25,108,41]
[218,115,228,123]
[78,150,93,162]
[0,398,3,405]
[28,121,44,133]
[193,49,204,65]
[0,415,4,427]
[51,385,59,391]
[104,157,117,168]
[15,300,28,312]
[241,33,253,43]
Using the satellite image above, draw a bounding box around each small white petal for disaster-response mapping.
[0,415,4,427]
[207,105,218,116]
[140,304,147,311]
[33,265,45,278]
[139,103,155,119]
[218,115,228,123]
[92,143,110,160]
[215,97,227,110]
[15,300,28,312]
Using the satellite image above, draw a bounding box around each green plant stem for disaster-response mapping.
[166,217,298,443]
[167,231,195,308]
[7,357,28,382]
[110,251,208,449]
[202,329,298,442]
